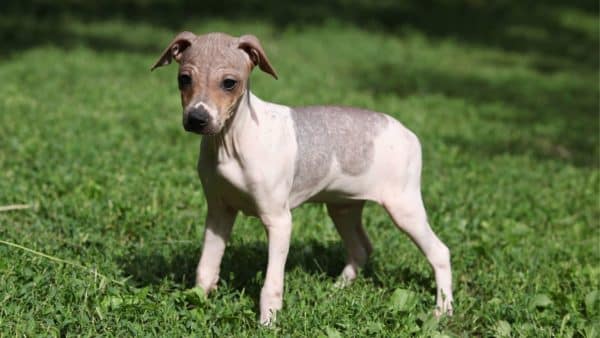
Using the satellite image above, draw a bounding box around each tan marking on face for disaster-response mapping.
[177,33,254,134]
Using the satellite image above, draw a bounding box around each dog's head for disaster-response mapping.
[152,32,277,135]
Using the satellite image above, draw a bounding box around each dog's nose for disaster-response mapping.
[185,108,210,132]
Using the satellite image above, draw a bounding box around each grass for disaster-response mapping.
[0,1,598,336]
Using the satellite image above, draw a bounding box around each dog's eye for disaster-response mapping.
[178,74,192,89]
[221,78,238,91]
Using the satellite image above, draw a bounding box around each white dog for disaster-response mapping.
[152,31,453,325]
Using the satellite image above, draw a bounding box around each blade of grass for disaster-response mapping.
[0,239,125,286]
[0,204,31,212]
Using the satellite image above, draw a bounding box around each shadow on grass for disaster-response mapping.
[118,239,432,300]
[119,240,348,289]
[2,1,598,69]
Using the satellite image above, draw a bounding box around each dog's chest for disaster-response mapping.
[200,158,259,214]
[215,160,250,193]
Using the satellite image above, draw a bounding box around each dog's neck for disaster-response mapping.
[202,89,267,164]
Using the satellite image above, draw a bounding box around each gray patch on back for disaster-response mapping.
[290,106,388,193]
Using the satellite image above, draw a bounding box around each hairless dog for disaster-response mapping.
[152,32,453,325]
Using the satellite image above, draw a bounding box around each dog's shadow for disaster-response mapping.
[119,239,432,303]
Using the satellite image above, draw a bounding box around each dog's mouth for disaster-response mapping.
[182,116,222,135]
[183,122,220,135]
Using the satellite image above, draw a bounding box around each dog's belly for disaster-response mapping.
[288,171,377,208]
[304,187,369,204]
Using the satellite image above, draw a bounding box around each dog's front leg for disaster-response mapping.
[259,210,293,325]
[195,206,237,294]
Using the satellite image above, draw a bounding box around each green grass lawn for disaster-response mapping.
[1,1,598,336]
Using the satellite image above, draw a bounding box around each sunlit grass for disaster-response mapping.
[0,5,598,336]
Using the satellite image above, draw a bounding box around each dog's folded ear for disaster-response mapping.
[238,35,278,80]
[151,31,196,71]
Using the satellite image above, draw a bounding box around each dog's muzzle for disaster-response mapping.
[184,107,211,134]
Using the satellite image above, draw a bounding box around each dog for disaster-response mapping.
[151,32,453,325]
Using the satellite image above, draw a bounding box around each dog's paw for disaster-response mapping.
[433,302,454,318]
[334,265,358,288]
[333,276,353,289]
[259,309,277,327]
[182,287,208,306]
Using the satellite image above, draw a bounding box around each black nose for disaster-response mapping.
[185,108,210,132]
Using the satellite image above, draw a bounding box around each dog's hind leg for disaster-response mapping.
[382,191,453,316]
[327,202,372,286]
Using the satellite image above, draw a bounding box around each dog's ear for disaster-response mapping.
[238,34,278,79]
[151,31,196,71]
